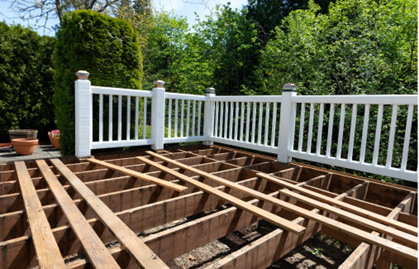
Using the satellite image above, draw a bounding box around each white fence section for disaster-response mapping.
[74,71,417,182]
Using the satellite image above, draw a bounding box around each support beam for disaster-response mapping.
[14,161,66,269]
[36,160,121,269]
[142,153,417,262]
[340,192,416,269]
[51,158,169,269]
[256,172,417,235]
[137,156,306,235]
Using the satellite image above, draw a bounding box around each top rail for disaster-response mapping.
[91,86,154,97]
[165,92,208,101]
[210,95,282,102]
[293,95,418,105]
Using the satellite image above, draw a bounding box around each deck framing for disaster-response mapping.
[0,144,417,269]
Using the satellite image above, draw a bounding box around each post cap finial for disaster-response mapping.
[76,70,89,80]
[154,80,165,88]
[283,83,297,92]
[205,87,215,95]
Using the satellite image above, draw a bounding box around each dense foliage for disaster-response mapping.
[260,0,417,184]
[0,22,55,142]
[54,10,143,155]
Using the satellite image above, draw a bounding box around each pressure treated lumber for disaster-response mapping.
[280,189,417,247]
[14,161,66,269]
[340,191,416,269]
[35,159,121,269]
[136,155,306,235]
[87,157,188,192]
[144,152,418,261]
[256,172,417,236]
[50,158,169,269]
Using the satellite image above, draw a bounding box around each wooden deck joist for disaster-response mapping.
[14,161,66,269]
[0,144,417,269]
[36,159,122,269]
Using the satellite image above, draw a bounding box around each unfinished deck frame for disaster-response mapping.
[0,145,417,269]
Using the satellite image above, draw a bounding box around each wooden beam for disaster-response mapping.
[280,189,417,247]
[35,160,121,269]
[136,155,306,235]
[256,172,417,236]
[51,158,168,269]
[14,161,66,269]
[340,192,416,269]
[141,153,417,262]
[87,158,187,192]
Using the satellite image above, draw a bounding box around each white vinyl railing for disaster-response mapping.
[74,71,417,182]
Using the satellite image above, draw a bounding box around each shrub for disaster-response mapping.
[0,22,55,142]
[54,10,143,155]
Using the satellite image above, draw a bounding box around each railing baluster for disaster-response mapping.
[220,102,224,138]
[386,104,398,168]
[181,100,184,137]
[298,103,305,152]
[240,102,244,142]
[186,100,190,137]
[126,96,131,140]
[348,104,357,160]
[198,101,202,136]
[175,99,178,138]
[99,94,103,142]
[109,95,113,141]
[246,102,250,142]
[257,102,263,144]
[192,100,196,136]
[307,103,315,153]
[251,102,256,143]
[359,104,370,163]
[326,103,334,157]
[315,103,324,155]
[224,102,229,138]
[135,97,139,140]
[168,99,172,138]
[234,102,239,140]
[143,97,147,139]
[401,104,414,171]
[337,104,346,159]
[372,104,384,165]
[264,103,270,146]
[118,95,122,141]
[214,102,220,137]
[228,102,233,139]
[271,102,277,147]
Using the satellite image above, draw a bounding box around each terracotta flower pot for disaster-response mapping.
[49,136,60,150]
[11,138,38,155]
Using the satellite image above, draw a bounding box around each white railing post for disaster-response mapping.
[277,83,297,163]
[75,70,92,158]
[203,87,216,145]
[151,80,166,150]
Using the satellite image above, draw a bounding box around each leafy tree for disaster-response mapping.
[194,4,262,95]
[0,22,55,142]
[261,0,417,184]
[54,10,143,155]
[246,0,335,45]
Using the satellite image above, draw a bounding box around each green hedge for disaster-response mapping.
[0,22,55,142]
[54,10,143,155]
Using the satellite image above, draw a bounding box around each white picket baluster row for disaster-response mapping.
[94,94,151,142]
[211,101,282,149]
[289,99,417,181]
[165,99,204,138]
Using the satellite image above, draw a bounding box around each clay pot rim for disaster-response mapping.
[12,138,39,145]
